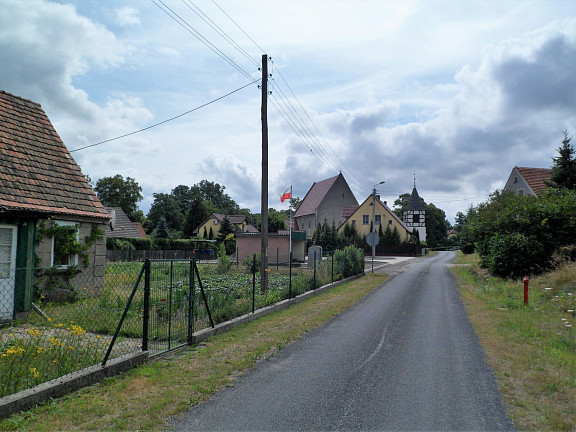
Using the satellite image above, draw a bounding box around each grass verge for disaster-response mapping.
[0,274,388,432]
[451,253,575,431]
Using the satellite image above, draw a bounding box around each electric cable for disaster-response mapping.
[150,0,254,80]
[70,79,260,153]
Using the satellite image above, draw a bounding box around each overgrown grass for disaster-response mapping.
[0,274,387,432]
[451,253,576,431]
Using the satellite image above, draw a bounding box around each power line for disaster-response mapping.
[181,0,260,69]
[211,0,267,54]
[150,0,254,80]
[70,80,259,153]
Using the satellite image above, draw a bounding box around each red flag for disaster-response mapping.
[280,186,292,203]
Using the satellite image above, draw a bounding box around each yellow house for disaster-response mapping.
[338,195,412,242]
[193,213,258,239]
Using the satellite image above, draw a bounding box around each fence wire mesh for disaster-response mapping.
[0,263,143,398]
[0,246,365,399]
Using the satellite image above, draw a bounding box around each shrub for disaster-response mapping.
[463,188,576,278]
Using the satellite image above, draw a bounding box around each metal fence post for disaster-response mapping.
[252,254,256,313]
[289,251,292,299]
[142,259,151,352]
[188,259,195,344]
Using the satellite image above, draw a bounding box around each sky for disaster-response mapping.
[1,0,575,224]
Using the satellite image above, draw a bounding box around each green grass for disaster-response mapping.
[451,253,576,431]
[0,274,388,431]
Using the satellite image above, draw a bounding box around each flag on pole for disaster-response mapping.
[280,186,292,203]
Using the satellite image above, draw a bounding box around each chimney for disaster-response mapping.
[384,201,387,206]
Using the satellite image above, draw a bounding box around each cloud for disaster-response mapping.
[115,7,140,27]
[277,21,576,219]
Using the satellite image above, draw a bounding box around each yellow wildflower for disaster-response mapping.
[5,346,25,356]
[30,368,40,378]
[28,328,42,337]
[48,337,63,347]
[69,324,85,336]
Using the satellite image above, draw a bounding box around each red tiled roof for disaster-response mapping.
[293,174,340,218]
[515,167,552,197]
[0,90,109,219]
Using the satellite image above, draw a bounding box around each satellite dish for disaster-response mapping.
[109,209,116,230]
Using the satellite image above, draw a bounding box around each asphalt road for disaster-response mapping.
[169,251,514,431]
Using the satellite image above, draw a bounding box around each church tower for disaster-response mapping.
[403,177,426,243]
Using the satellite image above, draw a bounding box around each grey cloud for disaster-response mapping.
[494,36,576,112]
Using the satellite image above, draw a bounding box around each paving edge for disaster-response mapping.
[0,351,148,419]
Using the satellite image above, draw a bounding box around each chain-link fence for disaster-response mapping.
[0,263,143,398]
[0,246,365,399]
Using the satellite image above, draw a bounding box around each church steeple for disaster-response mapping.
[403,176,426,242]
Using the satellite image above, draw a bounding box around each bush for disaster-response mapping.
[463,188,576,278]
[243,253,261,273]
[106,238,136,251]
[333,246,364,278]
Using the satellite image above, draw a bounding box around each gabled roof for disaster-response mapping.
[105,207,147,239]
[515,166,552,197]
[405,187,426,211]
[293,174,340,218]
[345,194,412,233]
[193,213,259,234]
[0,90,109,220]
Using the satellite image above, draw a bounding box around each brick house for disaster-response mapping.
[0,90,109,321]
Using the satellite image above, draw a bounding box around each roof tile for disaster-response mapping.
[0,90,109,219]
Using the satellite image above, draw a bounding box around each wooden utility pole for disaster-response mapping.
[260,54,269,292]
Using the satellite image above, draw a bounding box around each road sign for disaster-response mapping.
[366,232,379,247]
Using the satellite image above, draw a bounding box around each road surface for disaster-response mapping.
[169,251,514,431]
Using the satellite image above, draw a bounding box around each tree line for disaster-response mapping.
[93,177,299,239]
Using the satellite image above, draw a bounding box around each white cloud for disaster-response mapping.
[1,0,574,223]
[115,6,140,27]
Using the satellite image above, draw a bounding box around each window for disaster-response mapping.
[388,220,393,225]
[52,221,79,268]
[362,215,369,225]
[375,215,382,225]
[351,220,356,226]
[413,214,420,224]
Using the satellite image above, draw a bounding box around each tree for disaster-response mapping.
[194,180,240,215]
[425,203,450,248]
[550,131,576,190]
[94,174,143,221]
[153,216,170,239]
[146,193,185,235]
[217,216,236,243]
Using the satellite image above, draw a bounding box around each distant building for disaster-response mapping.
[293,173,359,239]
[503,166,552,197]
[104,207,147,239]
[193,213,258,238]
[337,195,411,242]
[403,185,426,243]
